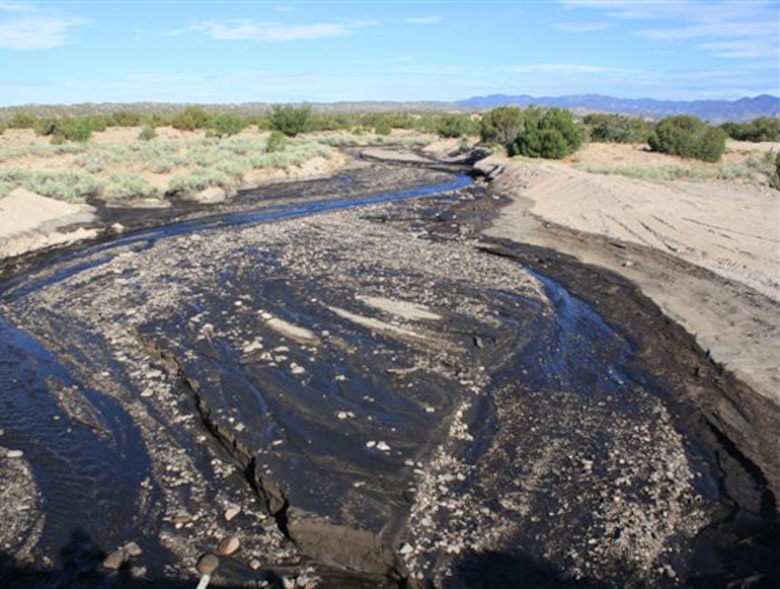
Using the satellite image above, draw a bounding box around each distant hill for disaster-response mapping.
[456,94,780,123]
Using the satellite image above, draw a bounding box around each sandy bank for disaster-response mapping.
[478,154,780,407]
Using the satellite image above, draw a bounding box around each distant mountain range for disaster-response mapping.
[456,94,780,123]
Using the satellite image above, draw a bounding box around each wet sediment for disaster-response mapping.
[0,155,777,588]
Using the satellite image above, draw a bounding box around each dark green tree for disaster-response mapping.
[212,113,246,137]
[480,106,524,147]
[649,116,726,162]
[511,107,586,159]
[172,106,212,131]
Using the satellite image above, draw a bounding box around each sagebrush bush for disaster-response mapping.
[103,172,159,201]
[266,130,287,153]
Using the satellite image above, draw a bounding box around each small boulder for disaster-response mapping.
[217,535,240,556]
[103,549,126,570]
[196,553,220,575]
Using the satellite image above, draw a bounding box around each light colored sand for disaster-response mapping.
[0,188,98,259]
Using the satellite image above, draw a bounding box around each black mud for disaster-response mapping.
[0,155,777,588]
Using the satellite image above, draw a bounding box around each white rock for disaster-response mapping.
[224,506,241,522]
[376,441,391,452]
[6,449,24,459]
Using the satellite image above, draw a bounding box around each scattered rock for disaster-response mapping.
[224,505,241,522]
[123,541,142,558]
[218,535,240,556]
[6,449,24,459]
[398,542,414,555]
[196,553,220,575]
[249,558,262,570]
[103,549,126,570]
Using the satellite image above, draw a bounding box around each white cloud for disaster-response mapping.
[0,15,89,50]
[191,19,376,42]
[0,1,36,12]
[504,63,610,73]
[559,0,779,61]
[405,16,442,25]
[555,21,614,32]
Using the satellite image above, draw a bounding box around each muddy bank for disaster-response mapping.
[0,155,778,588]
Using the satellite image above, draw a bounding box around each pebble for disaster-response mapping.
[196,553,220,575]
[290,363,305,375]
[103,549,126,570]
[376,441,391,452]
[336,411,349,420]
[6,449,24,459]
[398,542,414,555]
[224,506,241,522]
[249,558,262,570]
[218,535,240,556]
[123,541,142,558]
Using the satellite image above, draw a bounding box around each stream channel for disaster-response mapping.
[0,159,777,588]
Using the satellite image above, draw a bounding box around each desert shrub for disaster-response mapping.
[270,105,313,137]
[374,120,392,135]
[0,168,102,202]
[37,118,94,143]
[770,151,780,190]
[85,115,108,133]
[103,172,159,201]
[0,121,6,135]
[648,116,726,162]
[511,107,586,159]
[583,113,652,144]
[111,110,142,127]
[138,125,158,141]
[9,111,36,129]
[580,164,716,182]
[720,117,780,142]
[167,169,233,197]
[212,113,246,137]
[172,106,212,131]
[480,106,524,147]
[266,130,287,153]
[437,114,474,138]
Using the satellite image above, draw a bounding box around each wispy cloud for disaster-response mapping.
[555,21,613,32]
[504,63,610,73]
[191,19,376,42]
[0,15,89,50]
[559,0,779,60]
[405,16,442,25]
[0,1,36,12]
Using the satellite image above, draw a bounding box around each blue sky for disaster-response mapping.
[0,0,778,106]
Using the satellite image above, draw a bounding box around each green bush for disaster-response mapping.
[511,107,586,159]
[36,118,93,143]
[172,106,212,131]
[266,130,287,153]
[720,117,780,142]
[649,116,726,162]
[437,114,474,138]
[212,113,246,137]
[583,113,652,144]
[9,112,36,129]
[480,106,524,147]
[111,110,142,127]
[374,120,392,135]
[0,121,6,135]
[770,151,780,190]
[270,104,313,137]
[138,125,158,141]
[103,172,159,201]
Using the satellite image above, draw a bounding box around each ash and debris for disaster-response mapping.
[0,173,751,588]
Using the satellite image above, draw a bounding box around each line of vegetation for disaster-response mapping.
[0,105,480,144]
[719,117,780,142]
[579,149,777,183]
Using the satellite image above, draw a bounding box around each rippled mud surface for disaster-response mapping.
[0,161,777,588]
